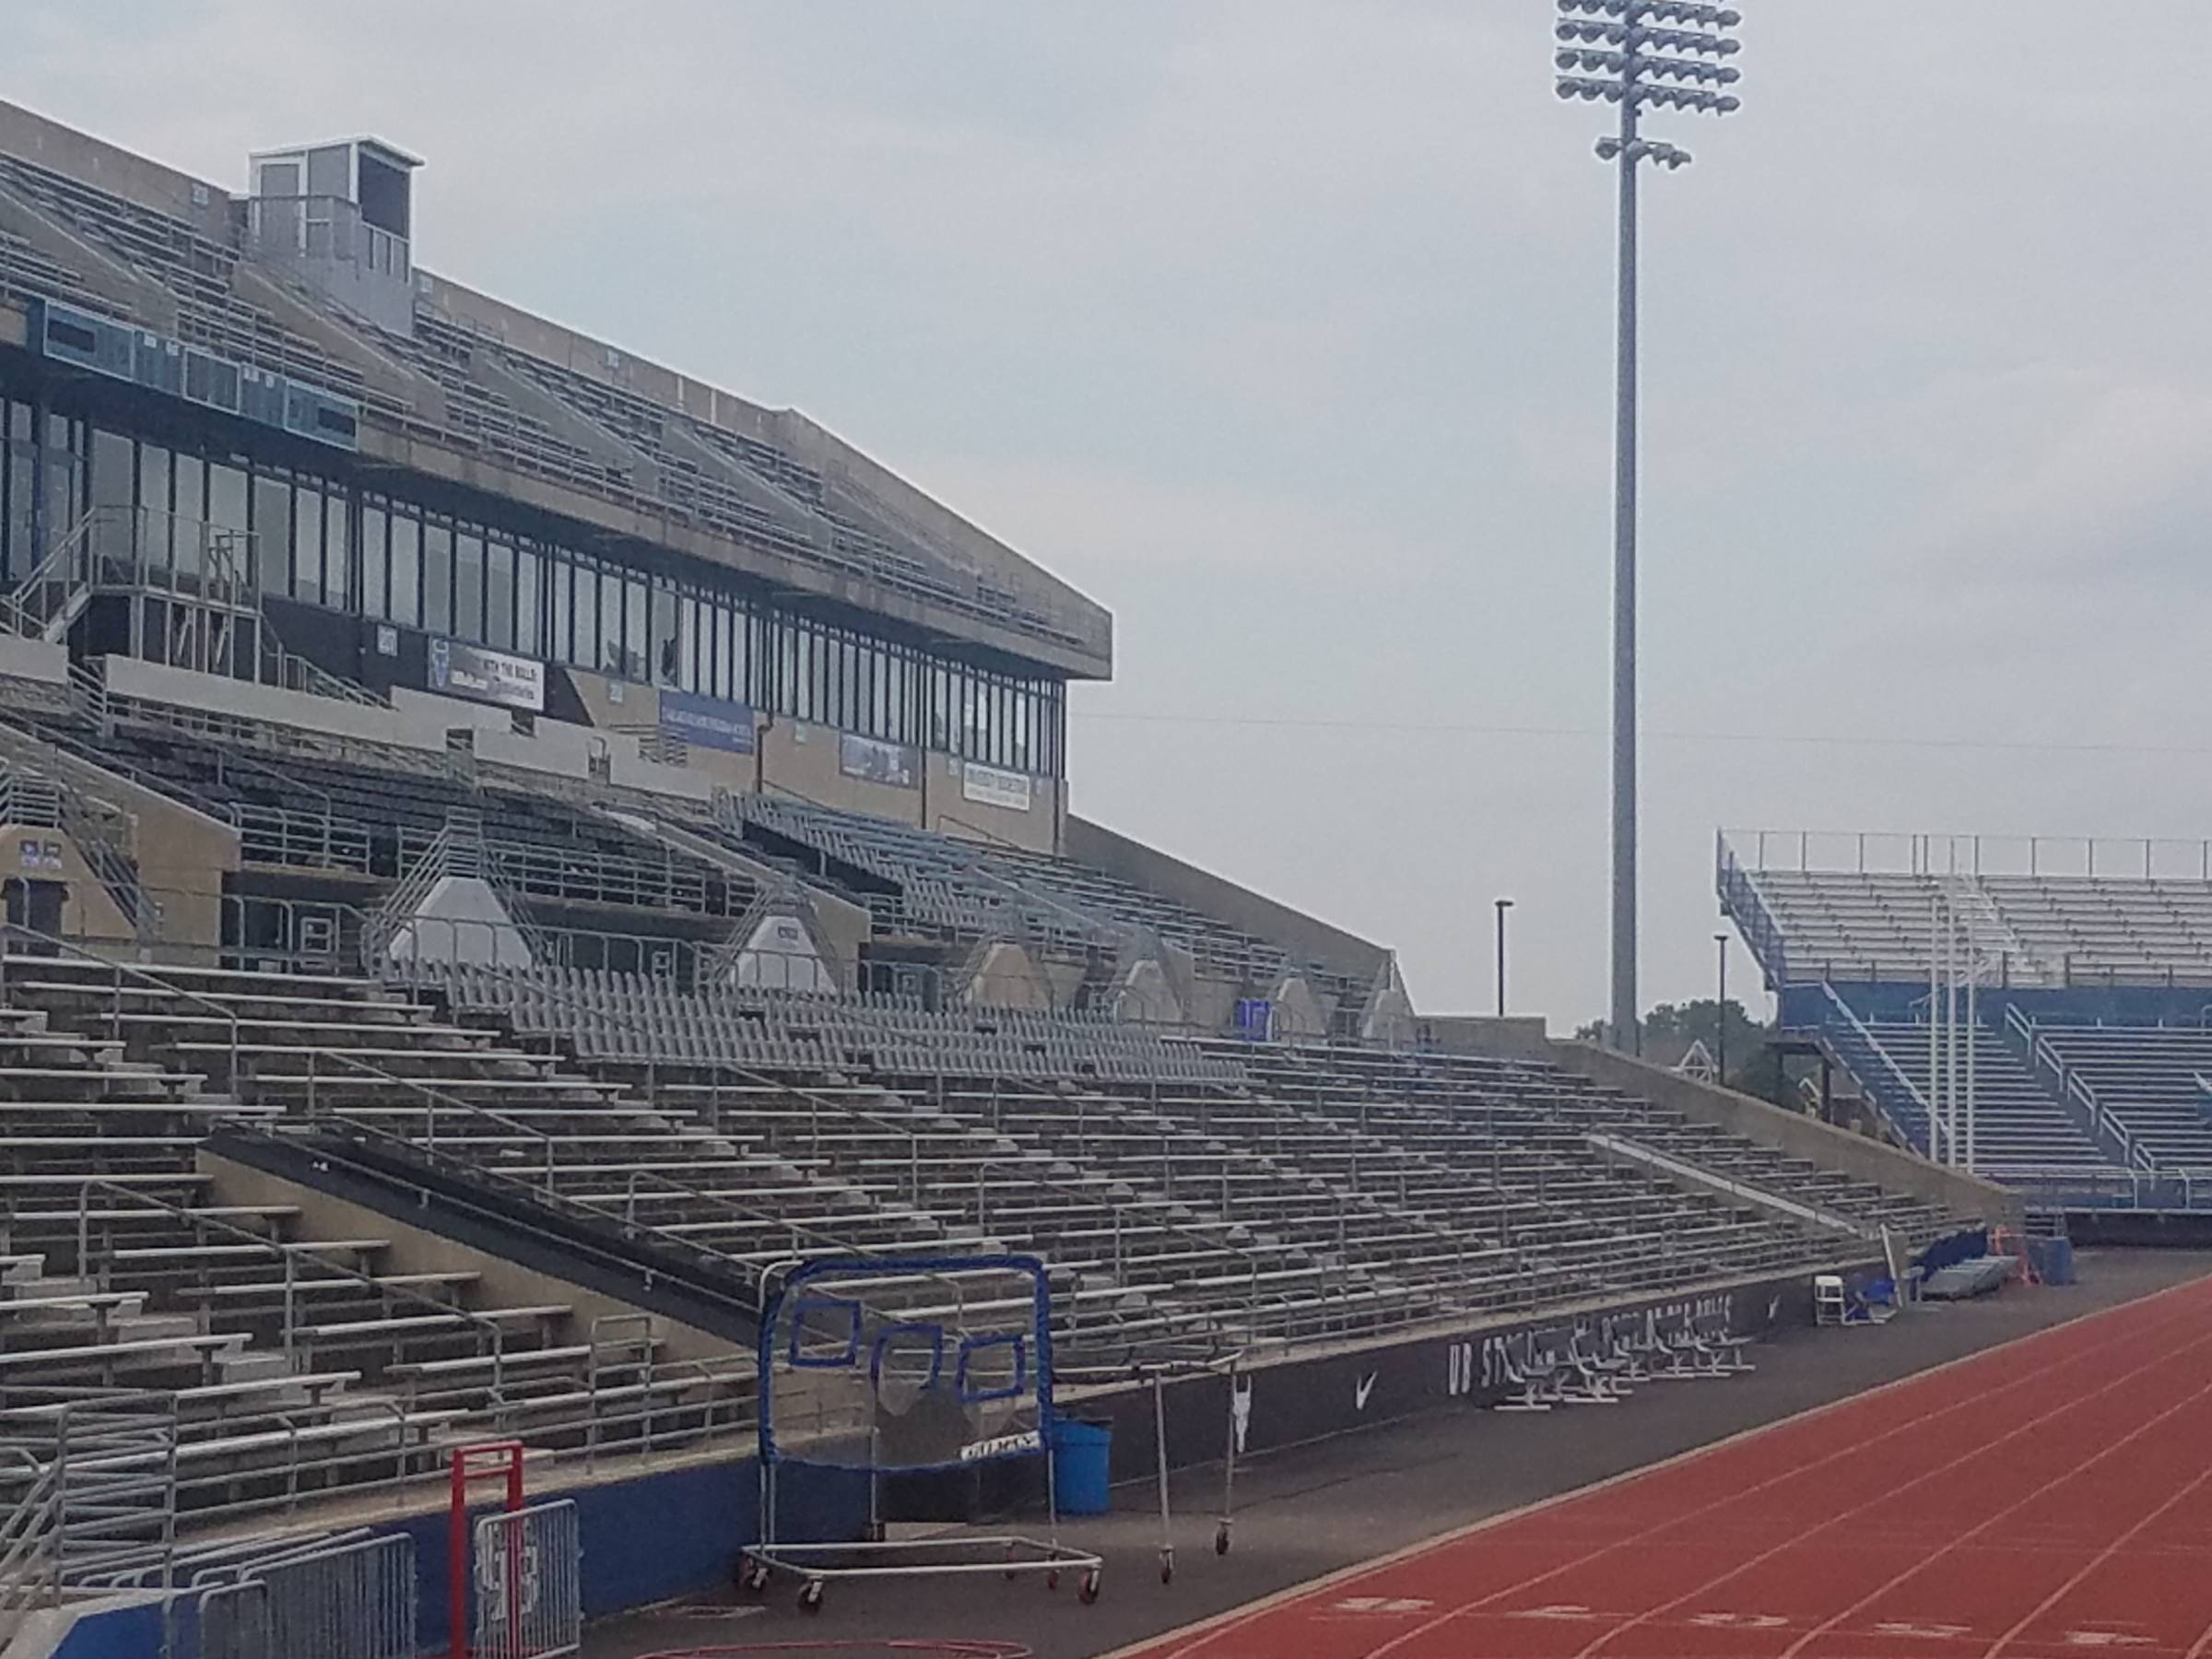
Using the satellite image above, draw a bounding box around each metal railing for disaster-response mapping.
[471,1500,579,1659]
[197,1529,416,1659]
[70,1175,508,1384]
[1817,982,1932,1146]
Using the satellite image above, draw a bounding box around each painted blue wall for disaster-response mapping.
[47,1452,869,1658]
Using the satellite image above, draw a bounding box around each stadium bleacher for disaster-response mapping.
[0,98,1999,1620]
[0,959,751,1528]
[1722,830,2212,1203]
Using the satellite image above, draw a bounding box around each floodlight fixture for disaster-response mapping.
[1553,0,1744,1053]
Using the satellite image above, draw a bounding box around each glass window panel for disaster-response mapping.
[677,595,698,693]
[290,483,324,604]
[453,528,484,641]
[135,445,170,572]
[596,568,619,672]
[42,449,76,570]
[422,519,452,634]
[251,473,288,593]
[207,463,248,536]
[389,511,420,628]
[207,463,248,585]
[6,453,32,581]
[361,503,388,620]
[653,584,678,686]
[550,557,572,664]
[624,576,647,680]
[323,490,348,608]
[515,547,541,656]
[486,536,515,650]
[171,453,206,579]
[89,429,134,571]
[576,563,602,670]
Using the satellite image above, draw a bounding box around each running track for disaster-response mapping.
[1109,1272,2212,1659]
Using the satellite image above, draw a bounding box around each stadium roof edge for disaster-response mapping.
[0,95,1114,681]
[415,270,1113,677]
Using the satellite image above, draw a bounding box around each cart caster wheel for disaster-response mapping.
[1078,1569,1102,1605]
[1159,1549,1175,1584]
[738,1560,770,1595]
[865,1519,887,1543]
[798,1580,824,1614]
[1045,1567,1061,1591]
[1006,1540,1022,1583]
[1215,1524,1231,1557]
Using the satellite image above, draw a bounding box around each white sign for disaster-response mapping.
[961,761,1033,813]
[429,638,544,712]
[958,1429,1041,1463]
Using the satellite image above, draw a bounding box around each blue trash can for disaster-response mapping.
[1053,1419,1113,1516]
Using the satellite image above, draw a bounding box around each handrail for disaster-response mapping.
[0,922,243,1082]
[69,1175,509,1384]
[0,506,105,640]
[0,924,893,1291]
[1818,982,1931,1135]
[391,952,1288,1313]
[2008,1006,2147,1171]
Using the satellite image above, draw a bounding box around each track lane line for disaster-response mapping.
[1769,1351,2212,1657]
[1103,1270,2212,1659]
[1975,1455,2212,1659]
[1402,1300,2212,1659]
[1554,1296,2212,1658]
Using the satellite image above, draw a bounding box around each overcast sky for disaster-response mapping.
[18,2,2212,1030]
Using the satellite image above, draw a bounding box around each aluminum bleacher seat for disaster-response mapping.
[0,954,755,1525]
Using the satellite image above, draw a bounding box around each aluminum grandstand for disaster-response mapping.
[1721,829,2212,1211]
[0,102,1999,1644]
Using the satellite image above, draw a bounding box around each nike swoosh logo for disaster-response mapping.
[1355,1372,1376,1410]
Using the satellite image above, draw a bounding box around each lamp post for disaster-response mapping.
[1555,0,1743,1052]
[1713,931,1729,1084]
[1494,898,1515,1018]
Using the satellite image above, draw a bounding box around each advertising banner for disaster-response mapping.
[960,761,1033,813]
[659,689,757,755]
[839,733,919,788]
[428,637,544,712]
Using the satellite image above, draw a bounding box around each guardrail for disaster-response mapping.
[1817,982,1932,1147]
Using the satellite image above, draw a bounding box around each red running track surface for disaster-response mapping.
[1110,1274,2212,1659]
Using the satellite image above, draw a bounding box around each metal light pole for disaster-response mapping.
[1713,932,1728,1084]
[1555,1,1742,1053]
[1495,898,1515,1018]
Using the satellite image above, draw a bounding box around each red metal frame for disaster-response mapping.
[448,1440,524,1659]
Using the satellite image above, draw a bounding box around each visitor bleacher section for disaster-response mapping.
[1721,830,2212,1208]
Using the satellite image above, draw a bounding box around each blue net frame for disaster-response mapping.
[757,1254,1057,1477]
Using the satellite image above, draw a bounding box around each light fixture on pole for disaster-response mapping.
[1713,931,1729,1083]
[1555,0,1743,1053]
[1494,898,1515,1019]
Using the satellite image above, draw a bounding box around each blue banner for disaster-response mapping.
[659,690,756,755]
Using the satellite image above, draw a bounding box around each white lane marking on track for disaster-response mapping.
[1871,1621,1971,1640]
[1330,1598,1433,1615]
[1507,1605,1609,1621]
[1976,1453,2212,1659]
[1771,1368,2212,1659]
[1380,1295,2212,1659]
[1099,1276,2212,1659]
[1686,1611,1789,1630]
[2061,1634,2155,1649]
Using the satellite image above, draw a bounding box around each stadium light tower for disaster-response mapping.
[1554,0,1742,1052]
